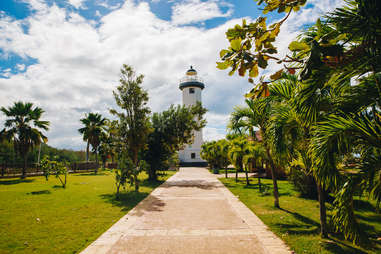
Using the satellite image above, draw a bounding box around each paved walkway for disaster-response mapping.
[81,167,291,254]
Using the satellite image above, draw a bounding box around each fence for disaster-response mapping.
[0,161,109,178]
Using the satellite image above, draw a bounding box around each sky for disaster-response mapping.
[0,0,344,150]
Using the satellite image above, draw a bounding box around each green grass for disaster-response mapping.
[208,168,237,174]
[0,170,175,254]
[219,177,381,254]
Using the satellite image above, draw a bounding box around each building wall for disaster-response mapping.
[179,86,205,163]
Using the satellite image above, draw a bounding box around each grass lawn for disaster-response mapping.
[0,170,175,254]
[208,168,237,174]
[219,177,381,254]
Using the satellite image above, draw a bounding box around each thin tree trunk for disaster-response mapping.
[265,144,280,208]
[225,167,228,178]
[133,150,139,192]
[235,168,238,182]
[94,149,98,174]
[86,141,89,162]
[244,167,250,186]
[22,153,27,179]
[258,174,262,192]
[116,183,120,199]
[317,182,328,238]
[148,164,157,181]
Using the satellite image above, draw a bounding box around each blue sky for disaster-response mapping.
[0,0,343,150]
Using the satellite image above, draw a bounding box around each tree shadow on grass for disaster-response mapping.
[76,172,108,176]
[320,238,368,254]
[27,190,51,195]
[100,177,168,213]
[353,199,377,212]
[140,178,166,189]
[0,179,34,185]
[242,182,291,196]
[278,208,378,253]
[274,207,321,235]
[100,191,165,215]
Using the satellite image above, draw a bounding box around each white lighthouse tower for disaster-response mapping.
[178,66,206,166]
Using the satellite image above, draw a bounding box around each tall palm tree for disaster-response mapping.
[268,74,330,237]
[0,102,49,178]
[78,113,107,170]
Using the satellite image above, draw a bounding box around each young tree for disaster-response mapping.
[145,103,206,181]
[110,64,151,191]
[0,102,49,178]
[40,155,68,188]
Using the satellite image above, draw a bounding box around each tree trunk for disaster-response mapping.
[235,168,238,182]
[22,153,27,179]
[148,165,157,181]
[133,150,139,192]
[265,144,280,208]
[116,183,120,199]
[94,149,98,174]
[86,141,89,162]
[317,182,328,238]
[225,167,228,178]
[258,174,262,192]
[245,169,250,185]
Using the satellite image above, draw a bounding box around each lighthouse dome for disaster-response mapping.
[179,66,205,90]
[186,66,197,76]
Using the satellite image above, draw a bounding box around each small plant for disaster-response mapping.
[259,184,270,196]
[115,152,148,197]
[40,156,68,188]
[115,154,133,197]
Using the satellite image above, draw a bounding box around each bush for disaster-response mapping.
[288,167,317,199]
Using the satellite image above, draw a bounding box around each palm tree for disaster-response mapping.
[217,139,231,178]
[78,113,107,173]
[0,102,49,178]
[228,136,247,183]
[229,98,281,208]
[267,74,330,237]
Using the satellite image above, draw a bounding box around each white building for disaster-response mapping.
[178,66,207,166]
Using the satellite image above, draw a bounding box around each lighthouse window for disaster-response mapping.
[189,88,195,94]
[191,153,196,159]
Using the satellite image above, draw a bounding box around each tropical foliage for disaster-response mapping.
[0,102,49,178]
[218,0,381,245]
[78,112,108,171]
[201,139,230,175]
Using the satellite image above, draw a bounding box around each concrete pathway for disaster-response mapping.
[81,167,291,254]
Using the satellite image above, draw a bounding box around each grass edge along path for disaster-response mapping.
[0,170,175,254]
[219,177,381,254]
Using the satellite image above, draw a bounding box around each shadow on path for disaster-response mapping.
[161,180,223,190]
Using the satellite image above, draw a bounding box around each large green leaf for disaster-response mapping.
[231,38,242,51]
[289,41,310,51]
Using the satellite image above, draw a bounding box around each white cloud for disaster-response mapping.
[96,0,122,10]
[16,64,26,71]
[171,0,233,25]
[68,0,86,9]
[0,0,344,149]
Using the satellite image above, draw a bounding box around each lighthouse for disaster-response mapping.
[178,66,206,166]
